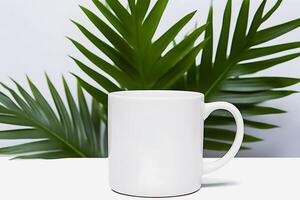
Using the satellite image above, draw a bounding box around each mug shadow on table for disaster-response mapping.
[201,177,239,188]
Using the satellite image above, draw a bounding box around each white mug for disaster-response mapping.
[108,90,244,197]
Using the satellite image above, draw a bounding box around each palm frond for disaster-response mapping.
[0,76,106,159]
[172,0,300,150]
[70,0,206,94]
[70,0,300,153]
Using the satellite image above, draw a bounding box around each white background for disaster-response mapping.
[0,0,299,157]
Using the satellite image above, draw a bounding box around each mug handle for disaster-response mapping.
[203,102,244,174]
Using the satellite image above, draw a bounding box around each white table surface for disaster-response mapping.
[0,158,298,200]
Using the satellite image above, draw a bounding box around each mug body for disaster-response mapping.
[108,91,205,197]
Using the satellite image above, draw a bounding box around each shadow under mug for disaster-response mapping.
[108,90,244,198]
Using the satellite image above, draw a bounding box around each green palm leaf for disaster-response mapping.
[70,0,205,92]
[0,76,106,159]
[70,0,299,154]
[173,0,300,150]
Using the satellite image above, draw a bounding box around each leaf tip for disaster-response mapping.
[25,75,31,82]
[69,19,77,25]
[68,55,75,61]
[65,36,73,42]
[189,10,197,17]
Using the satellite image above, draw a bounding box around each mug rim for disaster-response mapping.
[109,90,204,100]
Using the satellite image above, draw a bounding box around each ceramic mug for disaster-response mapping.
[108,90,244,198]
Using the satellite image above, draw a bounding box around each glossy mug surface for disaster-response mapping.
[108,91,244,197]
